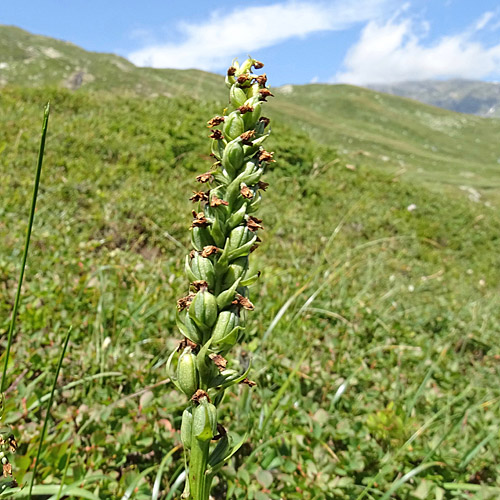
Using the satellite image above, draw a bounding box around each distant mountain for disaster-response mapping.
[368,80,500,118]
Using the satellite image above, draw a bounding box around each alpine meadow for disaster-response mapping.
[1,24,500,500]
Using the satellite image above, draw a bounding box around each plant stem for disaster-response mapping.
[1,103,50,394]
[188,438,210,500]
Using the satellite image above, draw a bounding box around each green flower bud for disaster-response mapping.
[222,140,244,176]
[186,254,215,289]
[242,101,262,130]
[191,226,215,251]
[223,112,245,141]
[212,310,240,345]
[247,82,260,99]
[189,289,218,330]
[210,215,226,248]
[216,277,241,310]
[226,203,247,231]
[222,257,248,289]
[177,347,199,398]
[230,85,247,108]
[176,310,202,344]
[238,58,253,74]
[181,407,193,449]
[193,397,217,441]
[225,226,256,261]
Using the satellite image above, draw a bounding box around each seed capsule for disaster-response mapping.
[212,310,240,345]
[192,397,217,441]
[189,289,218,330]
[186,254,215,289]
[230,85,247,108]
[225,226,257,261]
[222,140,244,176]
[180,407,193,449]
[177,347,199,398]
[223,112,245,141]
[222,257,248,289]
[191,226,215,251]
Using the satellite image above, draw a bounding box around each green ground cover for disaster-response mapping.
[1,87,500,498]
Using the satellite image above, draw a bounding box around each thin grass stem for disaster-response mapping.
[28,326,72,499]
[1,103,50,394]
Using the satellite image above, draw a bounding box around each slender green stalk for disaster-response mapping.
[28,326,71,499]
[1,103,50,394]
[166,58,274,499]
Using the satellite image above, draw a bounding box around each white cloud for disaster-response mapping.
[335,12,500,84]
[128,0,391,70]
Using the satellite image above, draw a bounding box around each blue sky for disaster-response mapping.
[2,0,500,86]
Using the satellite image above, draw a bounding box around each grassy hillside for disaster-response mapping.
[2,25,500,206]
[1,87,500,498]
[272,84,500,204]
[0,25,226,99]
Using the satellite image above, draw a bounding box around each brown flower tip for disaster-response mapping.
[191,210,210,228]
[213,423,227,440]
[227,66,237,76]
[207,116,225,128]
[209,353,228,372]
[240,185,254,199]
[191,389,210,404]
[237,73,251,85]
[209,129,224,140]
[258,150,275,162]
[191,280,209,292]
[4,434,17,453]
[253,60,264,69]
[196,172,214,183]
[255,74,267,86]
[210,195,229,207]
[247,215,263,232]
[250,236,262,253]
[259,116,271,128]
[189,249,197,259]
[241,377,257,387]
[190,190,209,203]
[259,88,274,101]
[238,104,254,114]
[201,245,219,258]
[232,293,255,311]
[257,180,269,191]
[178,337,198,352]
[177,293,196,311]
[240,130,256,145]
[3,462,13,479]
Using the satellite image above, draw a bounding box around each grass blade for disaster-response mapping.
[120,465,157,500]
[27,326,72,499]
[380,461,442,500]
[1,103,50,394]
[151,445,181,500]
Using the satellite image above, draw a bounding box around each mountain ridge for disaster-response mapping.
[368,79,500,118]
[2,24,500,204]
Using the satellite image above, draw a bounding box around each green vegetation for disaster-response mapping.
[1,83,500,499]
